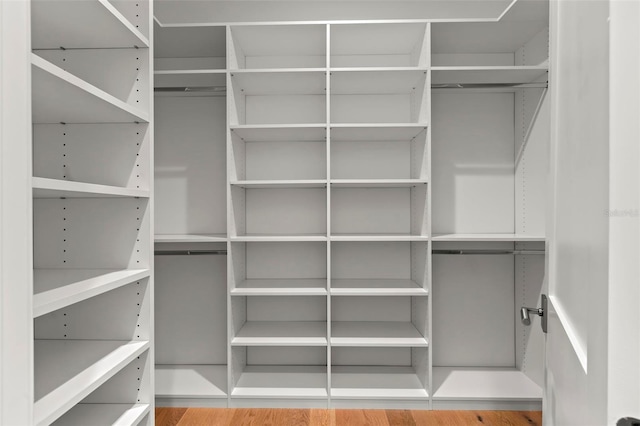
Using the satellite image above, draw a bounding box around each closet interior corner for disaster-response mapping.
[153,3,549,409]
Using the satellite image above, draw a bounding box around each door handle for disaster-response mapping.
[520,294,548,333]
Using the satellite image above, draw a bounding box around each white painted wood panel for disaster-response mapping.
[244,188,327,235]
[431,92,514,234]
[155,365,227,398]
[331,188,411,234]
[34,123,150,189]
[155,255,227,364]
[155,96,226,236]
[245,241,327,279]
[432,254,515,367]
[32,0,149,49]
[331,241,411,279]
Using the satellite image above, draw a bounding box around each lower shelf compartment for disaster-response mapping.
[156,365,228,398]
[34,339,149,426]
[432,367,542,401]
[331,366,428,400]
[51,403,149,426]
[232,365,328,399]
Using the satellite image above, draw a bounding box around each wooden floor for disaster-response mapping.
[156,408,542,426]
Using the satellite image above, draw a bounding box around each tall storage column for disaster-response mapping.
[30,0,154,423]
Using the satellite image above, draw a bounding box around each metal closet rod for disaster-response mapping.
[154,81,548,93]
[155,250,227,256]
[432,249,545,255]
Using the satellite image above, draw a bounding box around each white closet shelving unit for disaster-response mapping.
[31,0,153,424]
[154,0,549,409]
[153,22,229,407]
[430,15,549,409]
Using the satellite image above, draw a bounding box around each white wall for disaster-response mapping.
[0,1,33,424]
[607,0,640,423]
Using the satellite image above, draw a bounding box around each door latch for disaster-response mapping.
[520,294,547,333]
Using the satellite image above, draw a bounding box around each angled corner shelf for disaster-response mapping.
[232,321,327,346]
[31,0,149,50]
[33,269,150,318]
[49,403,150,426]
[431,66,548,86]
[34,340,149,426]
[330,279,428,296]
[231,279,328,296]
[32,177,149,199]
[32,55,150,124]
[155,365,228,399]
[432,367,542,401]
[154,69,226,89]
[432,233,545,242]
[154,234,228,243]
[331,321,428,347]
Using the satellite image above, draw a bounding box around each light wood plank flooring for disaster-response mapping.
[156,408,542,425]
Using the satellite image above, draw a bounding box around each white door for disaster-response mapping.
[545,1,640,425]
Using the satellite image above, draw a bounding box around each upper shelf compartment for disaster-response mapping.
[154,23,226,71]
[229,24,326,69]
[32,55,149,124]
[32,0,149,49]
[431,21,549,68]
[330,23,428,68]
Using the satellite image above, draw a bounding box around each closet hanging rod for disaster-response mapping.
[431,82,548,89]
[154,86,227,93]
[154,250,227,256]
[432,249,545,255]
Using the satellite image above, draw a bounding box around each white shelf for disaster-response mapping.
[431,66,548,86]
[231,124,326,142]
[155,234,227,243]
[32,55,149,124]
[330,23,428,68]
[331,234,428,242]
[232,321,327,346]
[232,279,328,296]
[432,367,542,401]
[230,24,326,70]
[155,365,227,398]
[432,233,545,242]
[331,322,428,347]
[32,0,149,50]
[34,269,150,318]
[331,279,428,296]
[51,403,150,426]
[331,366,428,400]
[34,340,149,426]
[154,69,226,88]
[330,124,427,142]
[33,177,149,199]
[232,365,328,399]
[231,234,328,242]
[230,70,326,95]
[331,69,427,94]
[231,180,327,188]
[330,179,427,188]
